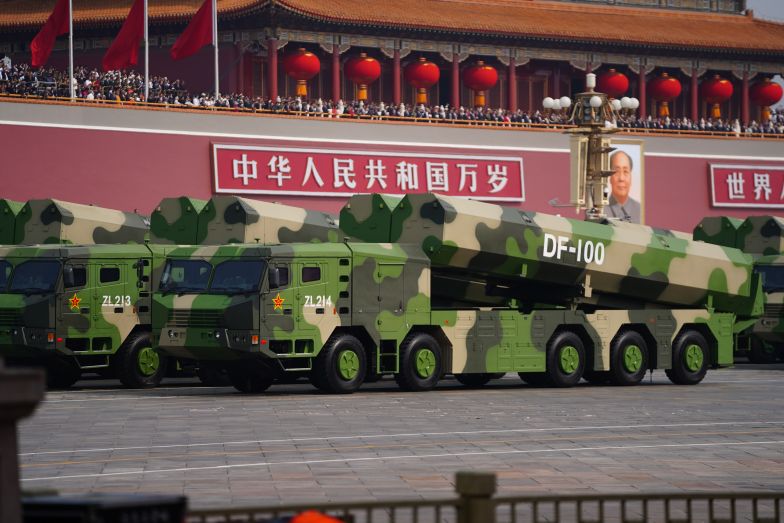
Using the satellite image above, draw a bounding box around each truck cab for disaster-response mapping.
[748,255,784,362]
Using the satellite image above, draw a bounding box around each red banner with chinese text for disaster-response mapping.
[710,164,784,208]
[213,143,525,201]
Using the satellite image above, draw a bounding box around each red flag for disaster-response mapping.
[31,0,70,67]
[170,0,214,61]
[102,0,145,71]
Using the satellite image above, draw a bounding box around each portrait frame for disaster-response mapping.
[607,138,645,224]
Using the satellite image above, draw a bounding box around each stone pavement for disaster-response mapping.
[17,365,784,510]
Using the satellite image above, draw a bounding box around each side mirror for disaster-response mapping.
[268,267,280,290]
[63,266,75,288]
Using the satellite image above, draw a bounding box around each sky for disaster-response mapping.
[746,0,784,21]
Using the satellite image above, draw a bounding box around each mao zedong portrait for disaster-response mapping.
[607,150,641,223]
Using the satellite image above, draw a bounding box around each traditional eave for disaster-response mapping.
[1,0,784,57]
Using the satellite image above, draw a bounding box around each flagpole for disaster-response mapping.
[144,0,149,101]
[213,0,219,100]
[68,0,74,99]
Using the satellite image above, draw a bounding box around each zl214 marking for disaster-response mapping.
[304,295,333,308]
[542,233,606,265]
[102,295,132,307]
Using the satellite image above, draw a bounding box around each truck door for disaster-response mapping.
[92,262,133,352]
[296,261,334,348]
[58,260,90,353]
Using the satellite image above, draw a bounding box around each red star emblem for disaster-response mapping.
[272,293,285,310]
[68,293,81,311]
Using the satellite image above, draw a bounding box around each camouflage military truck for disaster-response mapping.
[694,215,784,363]
[153,193,762,394]
[0,195,339,388]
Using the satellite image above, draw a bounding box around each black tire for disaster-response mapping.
[582,369,610,385]
[114,332,167,389]
[665,330,709,385]
[546,331,585,388]
[227,364,273,393]
[312,334,367,394]
[518,372,551,387]
[454,373,494,388]
[749,337,779,364]
[609,330,648,386]
[45,357,81,389]
[395,332,442,392]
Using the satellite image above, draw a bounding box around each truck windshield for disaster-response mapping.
[210,260,266,294]
[0,260,10,290]
[8,260,61,294]
[757,265,784,293]
[159,259,212,293]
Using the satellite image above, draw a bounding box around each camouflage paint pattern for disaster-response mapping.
[197,196,340,244]
[14,199,149,245]
[737,216,784,256]
[150,197,208,244]
[749,255,784,344]
[0,199,24,244]
[693,216,743,250]
[339,194,402,242]
[383,193,760,317]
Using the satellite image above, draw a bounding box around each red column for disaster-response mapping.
[691,68,699,122]
[638,69,647,120]
[507,57,517,112]
[237,45,245,95]
[393,50,401,106]
[553,68,561,99]
[332,44,340,102]
[452,55,460,108]
[742,71,750,125]
[267,38,278,100]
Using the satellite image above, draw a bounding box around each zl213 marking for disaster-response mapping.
[102,295,132,307]
[542,233,606,265]
[304,295,333,308]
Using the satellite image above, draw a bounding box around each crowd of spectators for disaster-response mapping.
[2,61,783,136]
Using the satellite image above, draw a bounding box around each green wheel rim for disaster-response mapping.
[415,348,437,379]
[137,346,160,377]
[338,350,360,380]
[559,345,580,374]
[623,345,643,373]
[684,344,704,372]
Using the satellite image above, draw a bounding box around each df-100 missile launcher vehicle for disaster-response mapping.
[0,196,338,388]
[695,215,784,363]
[153,192,762,394]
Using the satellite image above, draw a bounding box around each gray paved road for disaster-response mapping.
[17,365,784,510]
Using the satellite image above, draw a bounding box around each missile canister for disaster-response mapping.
[14,199,149,245]
[388,193,760,316]
[0,199,24,244]
[197,196,339,244]
[693,216,743,250]
[339,193,402,242]
[150,197,208,244]
[736,215,784,256]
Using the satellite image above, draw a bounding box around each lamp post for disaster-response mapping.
[558,73,639,222]
[542,96,572,121]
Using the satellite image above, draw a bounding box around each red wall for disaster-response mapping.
[1,121,782,232]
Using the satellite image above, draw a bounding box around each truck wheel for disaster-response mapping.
[227,364,273,393]
[665,330,709,385]
[610,330,648,386]
[115,332,168,389]
[455,373,493,388]
[313,334,367,394]
[749,338,779,364]
[395,333,442,391]
[546,331,585,388]
[46,357,81,389]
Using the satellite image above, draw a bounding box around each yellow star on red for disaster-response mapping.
[68,293,81,311]
[272,293,285,310]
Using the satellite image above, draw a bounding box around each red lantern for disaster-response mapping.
[462,60,498,107]
[282,48,320,97]
[750,78,783,122]
[647,72,682,118]
[700,74,734,119]
[596,68,628,99]
[344,52,381,101]
[404,57,440,104]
